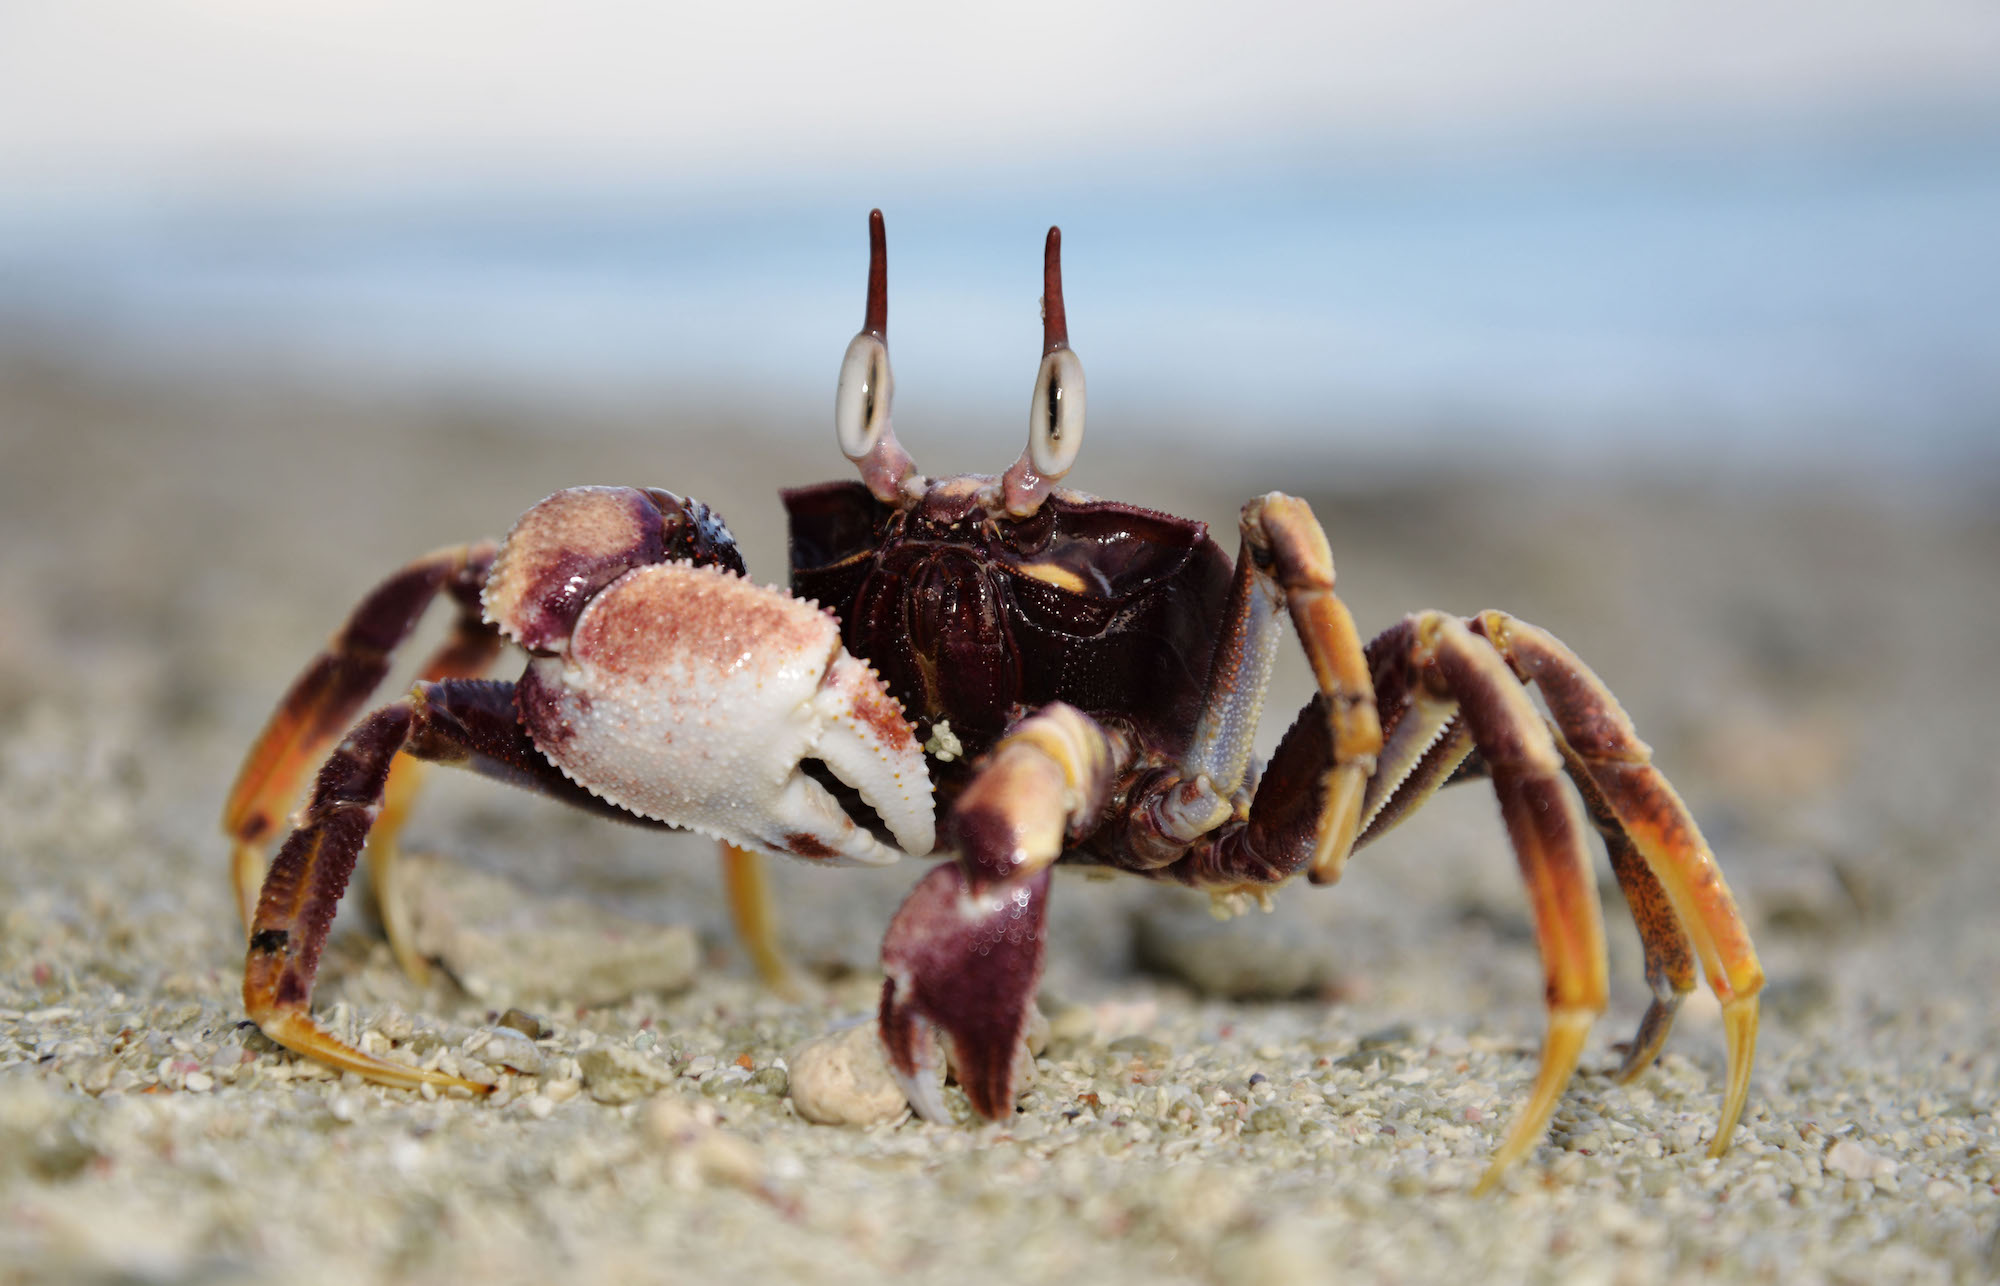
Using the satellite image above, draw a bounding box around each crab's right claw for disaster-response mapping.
[879,862,1051,1123]
[515,560,935,865]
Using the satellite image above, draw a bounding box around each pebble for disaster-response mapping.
[1130,902,1337,999]
[1107,1034,1171,1061]
[788,1022,908,1126]
[577,1045,676,1105]
[496,1008,549,1040]
[1247,1106,1289,1134]
[1825,1138,1897,1186]
[475,1026,546,1076]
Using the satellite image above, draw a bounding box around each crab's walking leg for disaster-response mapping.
[1180,494,1381,881]
[246,679,662,1090]
[1470,611,1762,1157]
[223,543,499,938]
[1554,737,1698,1081]
[1352,622,1708,1090]
[1390,613,1609,1191]
[1373,718,1701,1083]
[880,704,1126,1122]
[720,843,798,994]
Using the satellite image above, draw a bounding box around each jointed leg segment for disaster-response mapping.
[1397,613,1610,1190]
[244,679,664,1090]
[223,542,500,938]
[1190,604,1756,1184]
[1468,610,1762,1157]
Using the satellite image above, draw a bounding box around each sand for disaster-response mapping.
[2,353,1998,1284]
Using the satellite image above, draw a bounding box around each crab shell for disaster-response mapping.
[482,485,936,864]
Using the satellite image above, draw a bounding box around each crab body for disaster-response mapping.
[785,477,1232,807]
[223,211,1765,1192]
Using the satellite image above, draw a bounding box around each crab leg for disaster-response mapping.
[1470,610,1762,1157]
[1183,494,1381,884]
[223,542,499,940]
[1399,612,1610,1191]
[1553,735,1699,1080]
[720,843,798,993]
[880,704,1125,1121]
[1353,619,1710,1089]
[245,679,663,1090]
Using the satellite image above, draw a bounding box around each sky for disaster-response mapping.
[1,4,1995,478]
[4,2,1998,191]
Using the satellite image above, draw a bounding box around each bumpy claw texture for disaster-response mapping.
[518,560,935,864]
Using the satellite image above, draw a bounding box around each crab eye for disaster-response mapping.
[1027,347,1085,478]
[835,332,894,462]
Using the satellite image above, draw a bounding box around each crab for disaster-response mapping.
[222,210,1763,1189]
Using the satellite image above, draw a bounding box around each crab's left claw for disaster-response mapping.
[879,862,1052,1122]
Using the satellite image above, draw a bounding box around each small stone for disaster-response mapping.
[578,1045,676,1105]
[752,1067,789,1097]
[475,1026,546,1076]
[182,1071,214,1093]
[1021,1005,1051,1057]
[1825,1138,1895,1185]
[1107,1034,1171,1060]
[1356,1024,1412,1051]
[788,1023,908,1127]
[29,1125,96,1181]
[496,1008,548,1039]
[1131,901,1337,999]
[1247,1106,1288,1134]
[1334,1049,1404,1073]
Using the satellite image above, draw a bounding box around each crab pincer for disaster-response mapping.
[880,704,1118,1121]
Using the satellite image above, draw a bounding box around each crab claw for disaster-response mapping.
[879,862,1051,1122]
[518,561,935,862]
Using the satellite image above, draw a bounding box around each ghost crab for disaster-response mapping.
[223,210,1763,1189]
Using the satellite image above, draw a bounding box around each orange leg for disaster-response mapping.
[1184,494,1382,884]
[720,843,799,995]
[1471,610,1762,1158]
[245,679,660,1088]
[1391,614,1609,1191]
[223,542,498,948]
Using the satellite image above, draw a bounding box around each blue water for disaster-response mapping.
[2,126,1995,474]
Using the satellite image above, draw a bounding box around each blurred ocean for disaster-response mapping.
[2,125,1995,478]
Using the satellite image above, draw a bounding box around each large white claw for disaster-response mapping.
[517,562,935,864]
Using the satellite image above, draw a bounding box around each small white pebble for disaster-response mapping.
[182,1071,214,1093]
[788,1022,907,1127]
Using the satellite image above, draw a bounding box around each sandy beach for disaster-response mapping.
[3,352,1998,1284]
